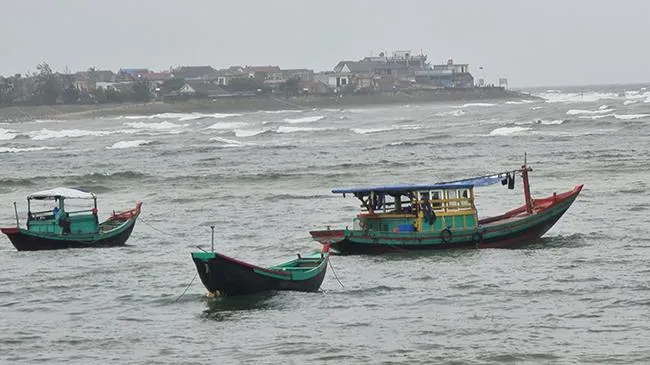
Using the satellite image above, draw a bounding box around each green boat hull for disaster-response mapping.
[311,185,582,254]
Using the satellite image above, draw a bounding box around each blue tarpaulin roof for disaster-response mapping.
[332,173,511,195]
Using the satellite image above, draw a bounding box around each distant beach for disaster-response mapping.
[0,87,538,122]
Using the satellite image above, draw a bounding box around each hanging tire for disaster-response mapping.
[472,231,483,244]
[440,228,452,244]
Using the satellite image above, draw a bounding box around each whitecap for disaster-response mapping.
[566,108,614,115]
[29,128,114,140]
[276,126,337,134]
[209,136,247,147]
[124,121,188,130]
[488,126,531,136]
[283,116,325,124]
[0,128,18,140]
[206,121,249,130]
[436,109,465,117]
[614,114,650,120]
[455,103,495,108]
[234,128,269,137]
[107,140,154,149]
[351,127,394,134]
[538,91,619,103]
[0,146,56,153]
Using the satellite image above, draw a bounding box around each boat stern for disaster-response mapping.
[309,229,347,245]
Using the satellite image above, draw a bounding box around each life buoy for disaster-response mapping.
[440,228,452,244]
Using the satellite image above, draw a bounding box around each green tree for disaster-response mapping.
[62,84,80,104]
[33,62,62,105]
[226,77,268,93]
[0,77,17,105]
[131,78,151,102]
[105,87,122,103]
[280,76,301,96]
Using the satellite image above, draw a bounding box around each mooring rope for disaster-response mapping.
[326,256,344,288]
[173,271,198,302]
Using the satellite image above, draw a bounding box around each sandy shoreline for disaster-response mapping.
[0,88,538,122]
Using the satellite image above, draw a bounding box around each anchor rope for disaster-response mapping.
[173,271,198,302]
[326,256,344,288]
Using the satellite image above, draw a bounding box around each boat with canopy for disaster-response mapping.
[1,187,142,251]
[310,160,582,254]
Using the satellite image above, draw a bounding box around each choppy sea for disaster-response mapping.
[1,85,649,364]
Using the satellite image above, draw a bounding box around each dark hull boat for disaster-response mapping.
[191,246,329,296]
[1,187,142,251]
[310,161,583,254]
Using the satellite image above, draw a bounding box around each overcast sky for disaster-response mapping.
[1,0,648,87]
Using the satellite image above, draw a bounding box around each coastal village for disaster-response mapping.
[0,50,506,106]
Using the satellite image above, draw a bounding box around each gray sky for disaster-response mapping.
[1,0,648,87]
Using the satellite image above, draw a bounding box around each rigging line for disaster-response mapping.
[138,217,178,239]
[326,256,344,288]
[435,169,521,185]
[173,271,198,302]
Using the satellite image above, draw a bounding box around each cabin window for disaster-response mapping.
[431,190,442,208]
[419,191,430,202]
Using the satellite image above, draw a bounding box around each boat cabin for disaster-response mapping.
[26,187,100,235]
[334,183,478,233]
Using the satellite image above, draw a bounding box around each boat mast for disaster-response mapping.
[521,153,533,214]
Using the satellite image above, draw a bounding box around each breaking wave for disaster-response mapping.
[538,91,620,103]
[0,146,56,154]
[455,103,495,108]
[107,140,155,149]
[0,128,18,140]
[566,108,614,115]
[209,136,248,147]
[234,128,270,137]
[206,121,249,130]
[283,116,326,124]
[613,114,650,120]
[28,128,114,140]
[276,126,338,134]
[436,109,466,117]
[123,112,241,121]
[124,121,188,130]
[488,126,531,136]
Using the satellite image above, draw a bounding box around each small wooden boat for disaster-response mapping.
[310,160,582,254]
[191,245,330,296]
[1,187,142,251]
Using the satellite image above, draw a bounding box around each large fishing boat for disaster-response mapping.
[310,161,582,254]
[1,187,142,251]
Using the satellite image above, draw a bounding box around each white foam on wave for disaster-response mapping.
[29,128,114,140]
[107,140,154,149]
[351,127,395,135]
[206,121,249,130]
[578,114,614,120]
[123,112,241,121]
[623,100,638,106]
[283,116,325,124]
[614,114,650,120]
[0,146,56,153]
[516,119,564,125]
[33,119,65,124]
[455,103,495,108]
[436,109,466,117]
[234,128,270,137]
[505,100,536,105]
[488,126,531,136]
[209,136,248,147]
[566,108,614,115]
[538,91,619,103]
[124,121,188,130]
[0,128,18,140]
[531,106,543,110]
[276,126,338,134]
[262,109,304,114]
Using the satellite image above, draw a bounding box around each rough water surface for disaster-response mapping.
[1,85,649,364]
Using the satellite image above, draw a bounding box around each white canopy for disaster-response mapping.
[28,187,96,200]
